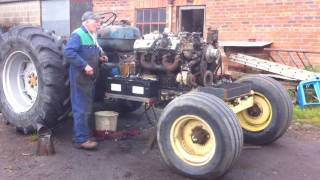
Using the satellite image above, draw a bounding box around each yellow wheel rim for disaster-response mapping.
[237,92,273,132]
[170,115,216,166]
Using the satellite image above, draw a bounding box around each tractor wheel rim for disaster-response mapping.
[3,51,38,113]
[238,92,272,132]
[170,115,216,166]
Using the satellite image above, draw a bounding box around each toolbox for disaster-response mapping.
[106,76,127,94]
[127,78,159,98]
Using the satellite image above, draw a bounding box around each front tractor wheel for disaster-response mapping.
[157,92,243,179]
[236,75,293,145]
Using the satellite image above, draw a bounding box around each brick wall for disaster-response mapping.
[205,0,320,51]
[93,0,135,24]
[92,0,168,24]
[93,0,320,63]
[0,0,41,29]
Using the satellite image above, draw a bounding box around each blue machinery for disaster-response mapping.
[297,77,320,108]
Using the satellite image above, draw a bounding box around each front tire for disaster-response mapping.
[236,75,293,145]
[157,92,243,179]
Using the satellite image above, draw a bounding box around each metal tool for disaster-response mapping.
[36,124,55,156]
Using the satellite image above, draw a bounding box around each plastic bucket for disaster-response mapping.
[95,111,119,131]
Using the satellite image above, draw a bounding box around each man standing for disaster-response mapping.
[64,11,107,150]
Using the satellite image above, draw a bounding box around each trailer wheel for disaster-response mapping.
[0,26,70,133]
[158,92,243,179]
[236,75,293,145]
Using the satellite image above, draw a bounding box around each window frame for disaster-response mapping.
[135,8,166,35]
[178,5,206,34]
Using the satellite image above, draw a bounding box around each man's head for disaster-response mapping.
[81,11,100,33]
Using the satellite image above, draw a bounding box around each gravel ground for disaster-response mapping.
[0,111,320,180]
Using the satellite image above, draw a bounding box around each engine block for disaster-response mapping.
[132,30,221,88]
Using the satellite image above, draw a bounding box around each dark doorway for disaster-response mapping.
[70,0,93,33]
[180,8,204,35]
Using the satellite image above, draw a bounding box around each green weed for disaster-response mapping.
[293,105,320,127]
[29,132,39,142]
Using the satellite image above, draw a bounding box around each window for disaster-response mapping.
[41,0,71,36]
[180,8,205,35]
[136,8,166,35]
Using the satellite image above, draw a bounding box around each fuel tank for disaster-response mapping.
[97,25,140,53]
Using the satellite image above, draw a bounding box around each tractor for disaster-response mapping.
[0,13,292,179]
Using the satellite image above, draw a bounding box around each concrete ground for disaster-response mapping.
[0,110,320,180]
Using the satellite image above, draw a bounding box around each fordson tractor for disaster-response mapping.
[0,13,292,179]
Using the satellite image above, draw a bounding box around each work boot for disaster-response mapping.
[74,140,98,150]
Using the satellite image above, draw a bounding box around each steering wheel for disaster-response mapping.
[99,12,117,26]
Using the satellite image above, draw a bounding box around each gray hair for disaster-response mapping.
[81,11,100,22]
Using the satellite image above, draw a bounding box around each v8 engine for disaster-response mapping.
[133,30,221,88]
[97,25,222,98]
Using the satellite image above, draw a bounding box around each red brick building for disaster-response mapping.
[93,0,320,62]
[0,0,318,62]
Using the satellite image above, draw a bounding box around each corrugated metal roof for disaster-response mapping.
[219,41,272,47]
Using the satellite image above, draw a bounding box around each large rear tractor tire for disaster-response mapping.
[0,26,70,133]
[157,91,243,179]
[236,75,293,145]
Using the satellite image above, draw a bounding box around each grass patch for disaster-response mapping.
[293,105,320,127]
[29,132,39,142]
[304,65,320,73]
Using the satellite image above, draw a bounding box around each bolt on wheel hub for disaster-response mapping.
[191,126,210,145]
[28,72,38,88]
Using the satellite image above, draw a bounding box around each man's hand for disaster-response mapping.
[99,56,108,63]
[84,64,94,76]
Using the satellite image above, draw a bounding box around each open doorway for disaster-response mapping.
[179,6,205,35]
